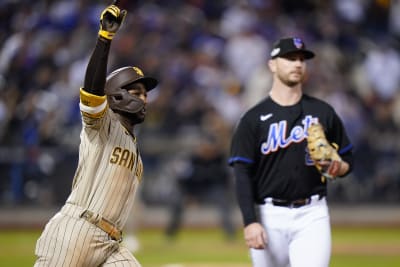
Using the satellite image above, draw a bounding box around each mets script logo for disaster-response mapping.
[260,115,318,155]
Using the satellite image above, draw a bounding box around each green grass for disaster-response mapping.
[0,231,39,266]
[1,226,399,267]
[134,229,249,265]
[332,255,400,267]
[333,226,400,244]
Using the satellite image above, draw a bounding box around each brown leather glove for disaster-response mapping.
[307,123,342,181]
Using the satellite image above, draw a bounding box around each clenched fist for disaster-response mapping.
[98,4,127,40]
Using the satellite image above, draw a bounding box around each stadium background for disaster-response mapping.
[0,0,399,266]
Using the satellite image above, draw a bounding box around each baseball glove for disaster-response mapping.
[306,123,342,180]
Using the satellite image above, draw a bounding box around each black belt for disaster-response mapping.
[270,194,324,208]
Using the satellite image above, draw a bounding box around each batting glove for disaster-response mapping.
[98,4,127,40]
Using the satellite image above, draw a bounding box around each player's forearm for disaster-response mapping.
[238,196,258,226]
[83,38,111,96]
[233,163,258,226]
[83,3,126,96]
[338,151,353,177]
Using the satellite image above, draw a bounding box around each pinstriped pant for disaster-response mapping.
[34,204,140,267]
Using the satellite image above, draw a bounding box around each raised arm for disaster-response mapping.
[83,4,127,96]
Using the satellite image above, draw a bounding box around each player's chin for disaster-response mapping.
[290,74,303,82]
[282,75,301,86]
[286,79,301,87]
[121,111,146,124]
[137,108,146,116]
[132,111,146,123]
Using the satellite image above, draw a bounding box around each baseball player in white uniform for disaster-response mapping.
[34,3,158,267]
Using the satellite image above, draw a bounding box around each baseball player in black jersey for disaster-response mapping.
[229,37,354,267]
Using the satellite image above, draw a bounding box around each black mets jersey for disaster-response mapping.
[229,94,353,203]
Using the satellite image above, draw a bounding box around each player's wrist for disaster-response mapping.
[98,36,113,46]
[337,160,349,177]
[98,29,115,40]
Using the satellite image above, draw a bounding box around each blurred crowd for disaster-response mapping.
[0,0,399,208]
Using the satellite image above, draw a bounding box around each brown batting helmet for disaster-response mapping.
[105,66,158,114]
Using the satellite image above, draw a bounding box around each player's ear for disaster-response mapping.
[268,59,276,72]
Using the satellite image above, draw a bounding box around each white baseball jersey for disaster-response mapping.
[34,89,142,267]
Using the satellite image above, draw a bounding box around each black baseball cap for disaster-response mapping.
[270,37,315,60]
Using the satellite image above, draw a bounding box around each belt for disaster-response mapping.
[80,210,122,242]
[269,194,324,208]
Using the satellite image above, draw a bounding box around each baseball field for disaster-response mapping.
[1,226,399,267]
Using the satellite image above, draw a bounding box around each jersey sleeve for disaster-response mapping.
[326,109,354,174]
[229,114,259,226]
[233,163,258,226]
[79,87,108,128]
[229,115,256,166]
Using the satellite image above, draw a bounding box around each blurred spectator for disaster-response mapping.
[0,0,400,206]
[222,3,269,86]
[364,100,400,202]
[362,40,400,102]
[164,133,235,240]
[390,0,400,37]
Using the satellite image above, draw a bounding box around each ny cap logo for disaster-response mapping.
[293,38,304,49]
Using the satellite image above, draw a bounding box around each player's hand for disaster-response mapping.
[244,222,267,249]
[318,160,342,180]
[98,4,127,40]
